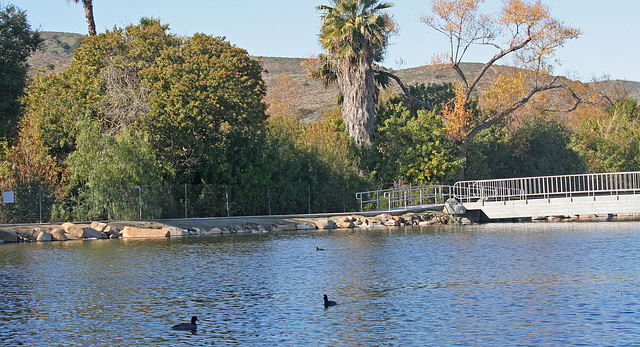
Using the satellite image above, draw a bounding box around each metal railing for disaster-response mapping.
[452,171,640,203]
[356,185,452,212]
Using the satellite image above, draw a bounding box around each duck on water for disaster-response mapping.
[323,295,337,308]
[172,316,198,331]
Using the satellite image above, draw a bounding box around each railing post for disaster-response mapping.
[225,187,230,217]
[39,186,42,223]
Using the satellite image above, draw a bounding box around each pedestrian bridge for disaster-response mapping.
[356,171,640,221]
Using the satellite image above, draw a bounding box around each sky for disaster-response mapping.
[15,0,640,82]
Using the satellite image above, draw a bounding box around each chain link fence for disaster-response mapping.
[0,182,359,224]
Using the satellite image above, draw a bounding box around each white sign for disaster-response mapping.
[3,191,14,204]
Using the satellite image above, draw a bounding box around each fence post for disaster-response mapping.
[38,185,42,223]
[184,183,188,219]
[308,184,311,214]
[226,187,230,217]
[268,188,272,216]
[135,186,142,220]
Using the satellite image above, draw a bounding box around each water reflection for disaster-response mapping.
[0,222,639,345]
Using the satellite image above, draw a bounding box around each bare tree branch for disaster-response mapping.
[375,70,435,111]
[466,82,586,142]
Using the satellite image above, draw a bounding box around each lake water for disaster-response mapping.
[1,221,639,346]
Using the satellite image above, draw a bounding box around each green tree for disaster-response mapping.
[17,20,271,220]
[263,111,369,214]
[369,89,461,185]
[466,115,584,179]
[504,115,584,177]
[64,116,164,220]
[139,33,268,184]
[421,0,583,177]
[0,4,42,144]
[573,99,640,173]
[317,0,395,148]
[17,19,180,184]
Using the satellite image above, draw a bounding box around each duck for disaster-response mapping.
[172,316,198,331]
[315,246,325,251]
[323,294,337,308]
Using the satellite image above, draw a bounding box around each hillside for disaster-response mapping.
[27,32,82,73]
[28,32,640,121]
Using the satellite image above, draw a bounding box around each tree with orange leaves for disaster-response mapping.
[421,0,588,177]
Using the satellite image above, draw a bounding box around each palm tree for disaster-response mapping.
[70,0,96,36]
[317,0,394,148]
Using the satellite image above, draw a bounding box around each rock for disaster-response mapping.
[459,217,473,225]
[90,222,108,233]
[256,225,268,233]
[63,232,78,240]
[105,226,121,238]
[220,227,232,234]
[83,227,108,239]
[121,226,170,238]
[335,221,355,229]
[0,228,18,243]
[315,220,337,229]
[276,224,295,231]
[449,216,473,225]
[296,222,317,230]
[167,227,188,237]
[36,230,52,242]
[376,213,393,221]
[50,228,68,241]
[199,229,213,235]
[243,223,261,233]
[384,220,399,227]
[209,227,223,234]
[444,198,466,215]
[61,222,86,238]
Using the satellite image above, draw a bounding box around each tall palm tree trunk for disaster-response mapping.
[82,0,96,36]
[338,57,376,148]
[70,0,96,36]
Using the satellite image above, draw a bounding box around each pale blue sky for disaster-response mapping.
[15,0,640,81]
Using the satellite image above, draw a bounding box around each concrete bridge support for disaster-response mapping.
[462,194,640,220]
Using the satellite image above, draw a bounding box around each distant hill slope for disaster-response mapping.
[27,32,82,73]
[28,32,640,121]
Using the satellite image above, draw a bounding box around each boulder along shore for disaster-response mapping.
[0,210,451,243]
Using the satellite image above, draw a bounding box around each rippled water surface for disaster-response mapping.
[1,221,640,346]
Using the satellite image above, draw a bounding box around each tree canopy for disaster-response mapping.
[317,0,396,147]
[420,0,584,177]
[0,4,42,144]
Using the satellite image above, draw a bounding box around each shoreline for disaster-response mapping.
[4,207,637,243]
[0,207,449,243]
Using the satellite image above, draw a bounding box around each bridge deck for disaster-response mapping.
[356,171,640,220]
[454,171,640,219]
[463,194,640,219]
